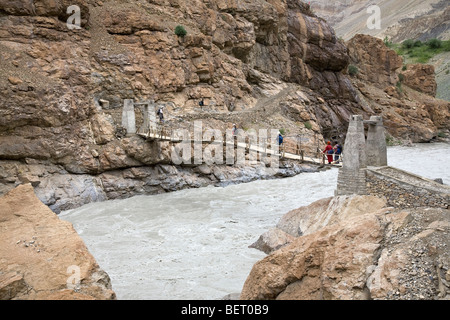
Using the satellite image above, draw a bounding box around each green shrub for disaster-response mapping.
[279,128,286,135]
[174,25,187,37]
[402,65,407,71]
[348,65,358,76]
[398,73,405,82]
[304,121,312,130]
[396,81,403,93]
[427,38,442,49]
[444,40,450,51]
[383,36,393,48]
[386,135,402,146]
[413,40,423,47]
[402,39,415,49]
[394,39,450,63]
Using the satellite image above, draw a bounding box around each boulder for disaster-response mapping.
[242,195,450,300]
[347,34,403,88]
[0,184,116,300]
[250,195,388,253]
[402,64,437,97]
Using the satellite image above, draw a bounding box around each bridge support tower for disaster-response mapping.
[336,115,387,196]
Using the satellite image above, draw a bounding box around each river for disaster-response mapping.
[59,142,450,300]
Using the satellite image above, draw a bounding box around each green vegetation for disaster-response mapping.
[174,25,187,37]
[386,135,402,146]
[396,73,405,93]
[383,36,393,48]
[391,38,450,64]
[348,65,358,76]
[279,128,286,135]
[303,121,312,130]
[396,80,403,93]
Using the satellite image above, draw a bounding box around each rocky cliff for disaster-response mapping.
[0,184,116,299]
[242,195,450,300]
[346,34,449,141]
[310,0,450,102]
[0,0,449,212]
[310,0,450,42]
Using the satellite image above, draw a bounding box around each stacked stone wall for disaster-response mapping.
[366,169,449,209]
[336,168,367,196]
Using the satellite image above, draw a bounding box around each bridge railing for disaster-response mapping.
[136,121,342,166]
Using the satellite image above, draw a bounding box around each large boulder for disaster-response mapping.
[250,195,388,253]
[242,195,450,300]
[0,184,116,300]
[347,34,403,88]
[402,64,437,97]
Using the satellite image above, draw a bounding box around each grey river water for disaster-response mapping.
[60,142,450,300]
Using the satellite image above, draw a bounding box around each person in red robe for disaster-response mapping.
[323,141,333,164]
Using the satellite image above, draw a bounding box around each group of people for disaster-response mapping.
[323,141,342,164]
[156,110,339,165]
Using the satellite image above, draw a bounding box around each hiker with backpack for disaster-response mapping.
[278,133,284,149]
[333,141,342,164]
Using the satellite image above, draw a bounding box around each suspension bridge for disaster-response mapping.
[116,98,343,167]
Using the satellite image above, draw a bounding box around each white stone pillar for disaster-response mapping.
[366,116,387,167]
[122,99,136,135]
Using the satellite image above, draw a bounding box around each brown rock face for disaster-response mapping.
[241,195,450,300]
[0,184,116,300]
[347,34,403,89]
[287,1,353,100]
[250,195,388,254]
[346,34,450,142]
[402,64,437,97]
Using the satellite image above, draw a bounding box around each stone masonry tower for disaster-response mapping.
[336,115,387,196]
[366,116,387,167]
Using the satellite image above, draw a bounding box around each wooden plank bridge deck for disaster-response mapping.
[136,126,343,168]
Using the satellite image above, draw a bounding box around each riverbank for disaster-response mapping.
[0,158,325,214]
[59,142,449,300]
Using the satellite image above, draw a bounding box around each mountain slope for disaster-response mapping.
[311,0,450,42]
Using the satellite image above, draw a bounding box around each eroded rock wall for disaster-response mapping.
[243,195,450,300]
[0,184,116,300]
